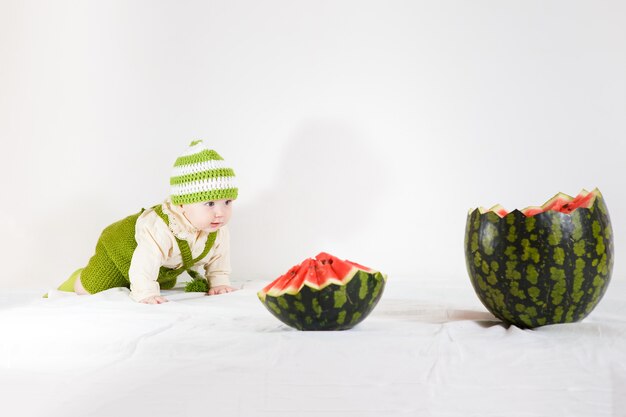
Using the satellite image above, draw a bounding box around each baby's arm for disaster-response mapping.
[204,226,236,296]
[129,213,173,303]
[129,241,168,303]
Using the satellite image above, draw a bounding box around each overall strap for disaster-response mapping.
[152,204,218,270]
[193,232,217,264]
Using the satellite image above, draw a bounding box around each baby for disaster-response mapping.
[54,140,237,303]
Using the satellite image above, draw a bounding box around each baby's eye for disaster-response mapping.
[225,200,232,205]
[204,201,215,207]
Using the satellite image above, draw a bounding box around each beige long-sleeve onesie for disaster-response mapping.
[129,199,231,302]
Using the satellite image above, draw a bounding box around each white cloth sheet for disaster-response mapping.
[1,276,625,417]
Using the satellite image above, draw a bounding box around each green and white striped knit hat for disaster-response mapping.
[170,140,238,205]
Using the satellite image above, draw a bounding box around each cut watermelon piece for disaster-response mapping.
[258,252,387,330]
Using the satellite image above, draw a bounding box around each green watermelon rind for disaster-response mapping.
[259,270,387,331]
[464,190,613,329]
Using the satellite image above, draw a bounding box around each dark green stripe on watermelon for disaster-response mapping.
[464,194,613,329]
[260,270,386,330]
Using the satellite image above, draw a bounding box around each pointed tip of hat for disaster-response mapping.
[189,139,203,147]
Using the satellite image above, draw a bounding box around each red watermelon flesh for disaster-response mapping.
[260,252,377,298]
[316,252,374,274]
[480,188,599,218]
[261,259,311,294]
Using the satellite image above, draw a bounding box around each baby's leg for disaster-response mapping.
[74,272,90,295]
[55,268,84,293]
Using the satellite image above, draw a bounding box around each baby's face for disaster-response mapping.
[180,199,233,231]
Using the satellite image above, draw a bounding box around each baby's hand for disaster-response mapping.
[140,295,169,304]
[208,285,236,295]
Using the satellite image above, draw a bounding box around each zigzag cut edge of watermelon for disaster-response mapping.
[258,252,385,300]
[471,188,602,218]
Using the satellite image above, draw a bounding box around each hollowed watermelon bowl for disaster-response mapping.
[465,188,613,328]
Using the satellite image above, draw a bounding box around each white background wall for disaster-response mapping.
[1,0,624,290]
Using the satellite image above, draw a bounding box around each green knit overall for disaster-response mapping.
[72,205,217,294]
